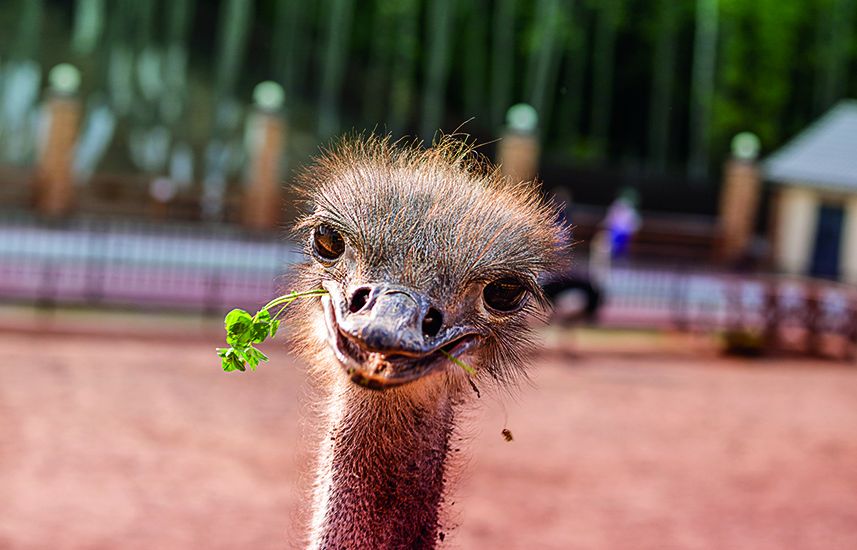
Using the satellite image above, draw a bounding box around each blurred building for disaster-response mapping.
[764,100,857,283]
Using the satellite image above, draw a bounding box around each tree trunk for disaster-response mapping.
[389,0,420,135]
[12,0,43,61]
[590,0,621,160]
[462,0,489,121]
[688,0,718,180]
[362,1,395,124]
[556,3,586,155]
[814,0,856,112]
[420,0,455,142]
[527,0,566,137]
[273,0,311,109]
[491,0,517,130]
[647,0,678,173]
[318,0,355,138]
[72,0,105,55]
[214,0,253,100]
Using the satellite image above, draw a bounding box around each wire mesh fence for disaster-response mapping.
[1,211,855,358]
[0,211,303,314]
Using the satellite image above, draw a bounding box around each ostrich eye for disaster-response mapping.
[312,224,345,262]
[483,277,528,313]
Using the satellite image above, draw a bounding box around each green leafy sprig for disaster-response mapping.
[217,288,476,376]
[217,289,328,372]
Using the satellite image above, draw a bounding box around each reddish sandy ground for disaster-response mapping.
[1,322,856,550]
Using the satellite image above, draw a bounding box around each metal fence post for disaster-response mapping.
[763,279,780,352]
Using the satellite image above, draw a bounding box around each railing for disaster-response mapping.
[599,264,857,358]
[1,212,855,358]
[0,211,302,314]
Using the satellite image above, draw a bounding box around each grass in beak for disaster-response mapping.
[440,349,476,375]
[216,289,328,372]
[217,288,476,377]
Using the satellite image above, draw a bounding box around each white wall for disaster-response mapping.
[774,186,819,275]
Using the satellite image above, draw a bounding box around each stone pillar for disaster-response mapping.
[243,82,286,231]
[840,197,857,284]
[34,64,82,217]
[774,186,819,275]
[497,103,540,184]
[717,132,762,262]
[717,159,761,261]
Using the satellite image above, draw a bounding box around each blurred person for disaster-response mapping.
[603,187,640,259]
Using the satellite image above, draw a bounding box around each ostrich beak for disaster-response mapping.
[320,281,478,390]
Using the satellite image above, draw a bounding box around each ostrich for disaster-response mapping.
[285,136,566,549]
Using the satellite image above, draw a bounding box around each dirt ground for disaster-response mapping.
[1,325,856,550]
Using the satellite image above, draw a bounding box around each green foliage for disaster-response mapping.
[713,0,804,152]
[217,289,326,372]
[218,289,475,376]
[14,0,857,183]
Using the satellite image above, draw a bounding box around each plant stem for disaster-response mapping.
[262,289,328,313]
[440,350,476,375]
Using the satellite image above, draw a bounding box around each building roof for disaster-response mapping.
[763,100,857,192]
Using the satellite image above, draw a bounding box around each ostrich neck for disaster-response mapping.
[308,378,455,549]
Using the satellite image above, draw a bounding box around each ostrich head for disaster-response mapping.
[288,136,566,396]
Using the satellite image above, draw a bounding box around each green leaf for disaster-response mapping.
[225,308,252,329]
[217,289,327,373]
[254,309,271,323]
[250,320,270,344]
[232,360,246,372]
[218,347,246,372]
[224,309,254,346]
[249,309,275,343]
[234,346,251,366]
[244,346,269,371]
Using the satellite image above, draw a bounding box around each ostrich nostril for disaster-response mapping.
[349,287,371,313]
[422,308,443,338]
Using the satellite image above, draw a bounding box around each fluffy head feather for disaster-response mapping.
[286,134,568,392]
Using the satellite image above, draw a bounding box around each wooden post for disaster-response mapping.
[34,64,82,218]
[717,132,761,263]
[763,280,780,352]
[243,82,286,231]
[497,103,540,184]
[805,283,822,357]
[848,298,857,361]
